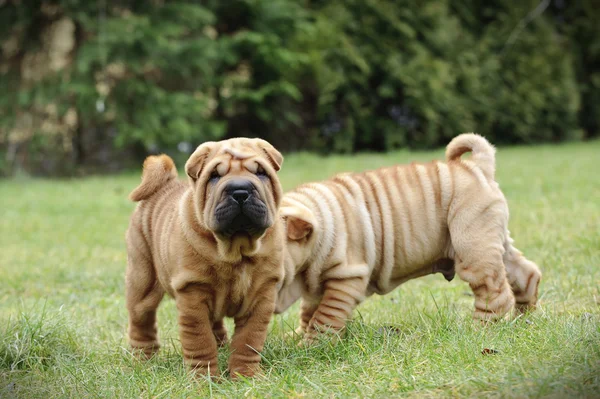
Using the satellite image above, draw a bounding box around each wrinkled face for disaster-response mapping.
[212,174,268,237]
[185,138,283,241]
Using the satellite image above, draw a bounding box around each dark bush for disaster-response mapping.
[0,0,597,175]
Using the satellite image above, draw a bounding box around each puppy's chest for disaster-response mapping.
[212,266,254,319]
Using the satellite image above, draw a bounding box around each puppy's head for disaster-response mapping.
[274,203,318,313]
[185,138,283,258]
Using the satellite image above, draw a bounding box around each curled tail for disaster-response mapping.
[129,154,178,202]
[446,133,496,180]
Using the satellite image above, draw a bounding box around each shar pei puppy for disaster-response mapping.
[125,138,284,378]
[275,133,542,342]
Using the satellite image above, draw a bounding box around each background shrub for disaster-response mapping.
[0,0,597,175]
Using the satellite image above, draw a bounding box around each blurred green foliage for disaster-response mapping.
[0,0,598,175]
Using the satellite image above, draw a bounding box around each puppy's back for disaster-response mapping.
[127,155,187,269]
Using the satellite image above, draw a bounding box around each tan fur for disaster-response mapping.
[129,155,178,201]
[125,138,284,378]
[275,133,542,342]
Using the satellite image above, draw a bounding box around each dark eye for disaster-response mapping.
[209,170,220,181]
[256,166,268,178]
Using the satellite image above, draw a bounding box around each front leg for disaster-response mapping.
[284,299,319,339]
[305,275,367,342]
[175,287,219,377]
[228,284,277,378]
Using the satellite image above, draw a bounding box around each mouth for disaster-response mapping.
[213,199,269,238]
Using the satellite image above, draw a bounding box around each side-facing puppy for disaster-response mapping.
[125,138,284,378]
[275,134,542,341]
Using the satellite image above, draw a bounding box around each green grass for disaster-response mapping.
[1,141,599,398]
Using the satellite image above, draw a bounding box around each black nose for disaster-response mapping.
[232,190,249,204]
[226,179,255,204]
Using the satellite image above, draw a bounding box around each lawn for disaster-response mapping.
[1,140,599,398]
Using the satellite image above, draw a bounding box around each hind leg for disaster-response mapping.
[212,320,228,346]
[126,245,164,358]
[454,252,514,321]
[282,299,318,339]
[503,238,542,313]
[450,210,515,321]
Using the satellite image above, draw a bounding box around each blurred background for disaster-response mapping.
[0,0,598,177]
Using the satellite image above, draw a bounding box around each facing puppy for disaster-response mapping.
[125,138,284,378]
[275,134,541,341]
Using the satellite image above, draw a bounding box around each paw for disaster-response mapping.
[473,304,513,323]
[227,363,262,379]
[473,301,513,322]
[514,301,537,314]
[130,341,160,359]
[301,326,344,346]
[472,285,515,322]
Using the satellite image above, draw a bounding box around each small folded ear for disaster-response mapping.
[185,142,216,182]
[255,139,283,172]
[285,215,313,241]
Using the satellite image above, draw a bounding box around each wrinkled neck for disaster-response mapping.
[216,233,262,263]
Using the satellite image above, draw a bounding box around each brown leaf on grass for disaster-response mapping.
[481,348,499,355]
